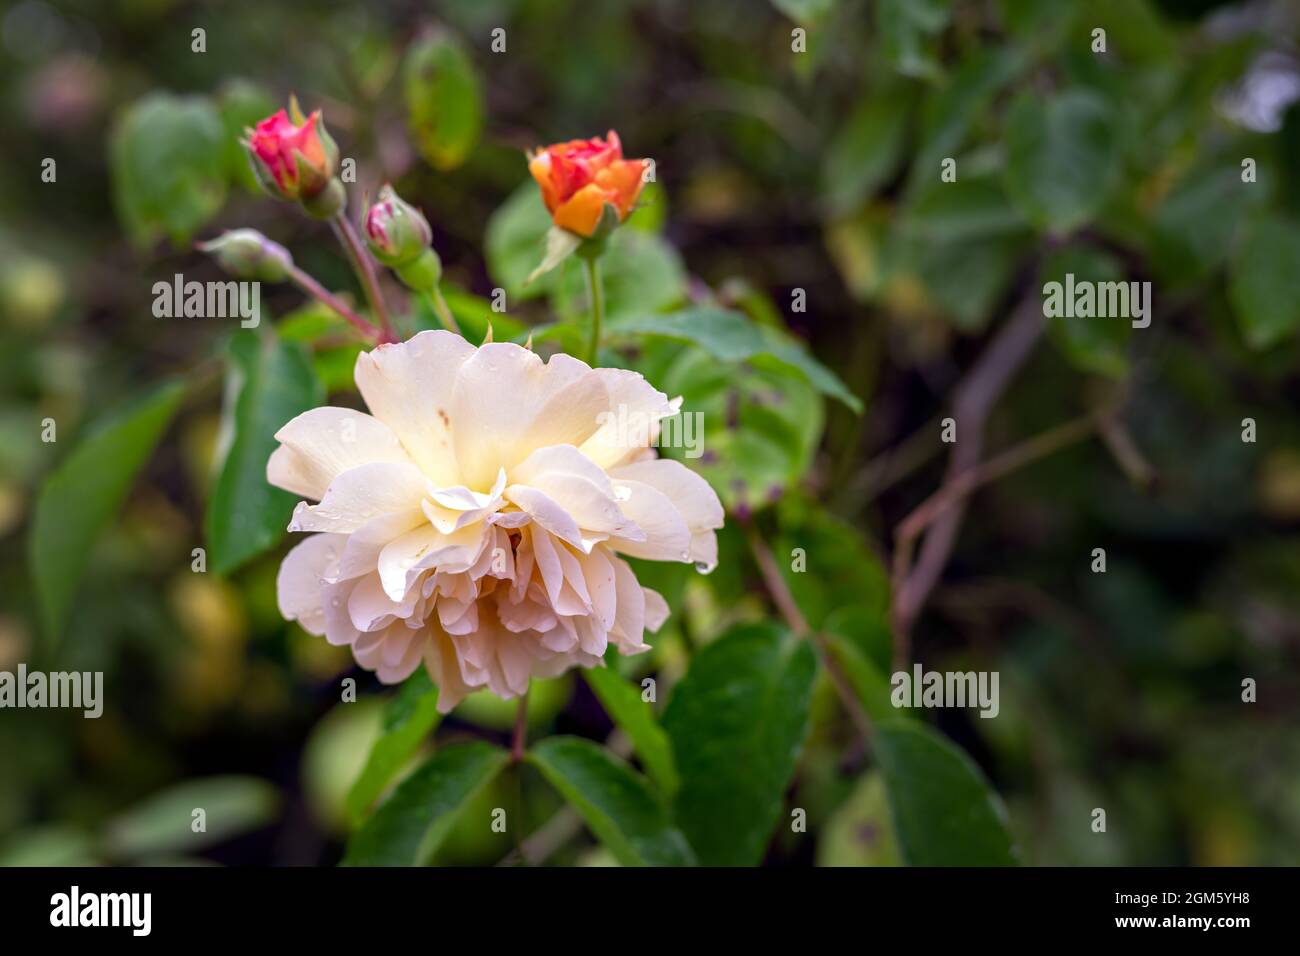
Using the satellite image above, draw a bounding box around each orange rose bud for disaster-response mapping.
[527,131,648,238]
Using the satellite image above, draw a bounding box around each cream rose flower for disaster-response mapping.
[269,330,723,712]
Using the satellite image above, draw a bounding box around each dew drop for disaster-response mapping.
[694,561,715,575]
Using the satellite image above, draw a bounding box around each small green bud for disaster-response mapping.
[197,229,293,282]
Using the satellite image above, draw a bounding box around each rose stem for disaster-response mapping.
[286,265,383,342]
[583,257,605,365]
[330,214,396,343]
[743,519,875,748]
[510,689,530,763]
[423,287,462,337]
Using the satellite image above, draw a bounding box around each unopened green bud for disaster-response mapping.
[197,229,293,282]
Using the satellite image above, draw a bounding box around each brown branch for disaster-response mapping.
[743,520,810,637]
[742,521,874,746]
[1098,414,1156,489]
[891,297,1046,660]
[889,413,1102,656]
[841,412,945,508]
[890,410,1104,670]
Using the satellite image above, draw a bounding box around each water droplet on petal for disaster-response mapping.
[694,561,715,575]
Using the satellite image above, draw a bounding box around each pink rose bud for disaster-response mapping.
[243,97,340,207]
[364,184,434,266]
[364,184,442,292]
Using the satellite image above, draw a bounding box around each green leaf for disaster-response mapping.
[485,183,555,303]
[824,208,890,301]
[342,741,509,866]
[877,0,952,79]
[904,176,1028,243]
[775,496,890,629]
[822,93,910,215]
[527,225,582,284]
[610,308,860,411]
[205,332,324,575]
[824,604,893,673]
[915,235,1023,332]
[527,736,695,867]
[403,30,483,171]
[754,327,863,413]
[1004,89,1120,235]
[302,700,384,835]
[582,668,679,797]
[662,622,817,865]
[817,773,901,866]
[874,720,1018,866]
[0,826,98,867]
[771,0,835,23]
[31,380,185,644]
[215,79,276,194]
[821,632,898,723]
[346,671,444,825]
[908,48,1028,194]
[1041,246,1131,377]
[1150,164,1248,284]
[104,776,279,859]
[668,355,824,514]
[611,307,764,361]
[110,93,227,249]
[1228,216,1300,349]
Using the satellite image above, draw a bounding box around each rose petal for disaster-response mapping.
[288,461,429,534]
[354,330,475,487]
[267,407,412,500]
[276,533,346,635]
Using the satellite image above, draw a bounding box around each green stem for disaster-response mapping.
[424,287,462,337]
[331,215,396,343]
[583,256,605,365]
[510,690,530,763]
